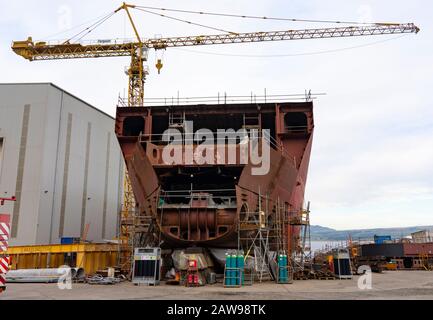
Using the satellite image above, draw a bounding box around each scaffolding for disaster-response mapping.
[169,111,186,129]
[118,172,160,277]
[237,191,274,283]
[273,198,294,283]
[118,172,135,276]
[237,190,300,283]
[289,203,312,279]
[236,195,315,284]
[238,216,273,282]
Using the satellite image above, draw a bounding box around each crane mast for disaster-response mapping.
[118,3,146,107]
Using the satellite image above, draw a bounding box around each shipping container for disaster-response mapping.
[374,235,392,244]
[403,243,433,256]
[360,243,404,257]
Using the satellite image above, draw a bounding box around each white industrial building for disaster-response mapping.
[411,230,433,243]
[0,83,124,246]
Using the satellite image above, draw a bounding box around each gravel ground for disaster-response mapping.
[1,271,433,300]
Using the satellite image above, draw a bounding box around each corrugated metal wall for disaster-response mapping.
[0,83,124,246]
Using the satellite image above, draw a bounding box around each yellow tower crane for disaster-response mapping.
[11,2,419,274]
[12,3,419,106]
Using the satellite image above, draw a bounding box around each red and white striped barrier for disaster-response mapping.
[0,214,11,291]
[0,257,10,288]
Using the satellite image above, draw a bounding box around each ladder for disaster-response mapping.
[169,111,186,129]
[118,182,160,277]
[275,198,295,282]
[243,113,261,130]
[253,230,273,282]
[139,190,161,248]
[289,204,312,276]
[419,253,431,271]
[118,172,136,277]
[299,204,312,271]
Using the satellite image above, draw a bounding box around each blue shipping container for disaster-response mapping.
[61,237,80,244]
[374,235,392,244]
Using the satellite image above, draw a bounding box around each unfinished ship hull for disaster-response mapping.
[115,101,314,253]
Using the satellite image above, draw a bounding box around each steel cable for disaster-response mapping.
[133,7,237,34]
[133,5,378,25]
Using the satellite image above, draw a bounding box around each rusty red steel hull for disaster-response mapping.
[115,101,314,252]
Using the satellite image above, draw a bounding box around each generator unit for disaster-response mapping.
[132,247,161,285]
[332,248,353,279]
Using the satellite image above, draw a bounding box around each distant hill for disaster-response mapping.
[310,225,433,241]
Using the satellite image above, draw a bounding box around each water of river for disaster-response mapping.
[310,240,348,252]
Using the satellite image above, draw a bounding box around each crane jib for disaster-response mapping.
[11,20,419,107]
[12,23,419,61]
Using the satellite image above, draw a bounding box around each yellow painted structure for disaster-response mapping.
[385,262,398,270]
[6,244,124,275]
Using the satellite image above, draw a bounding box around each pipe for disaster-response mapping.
[73,268,86,281]
[5,267,78,283]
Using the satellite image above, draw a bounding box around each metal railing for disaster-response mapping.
[159,189,236,206]
[118,92,324,107]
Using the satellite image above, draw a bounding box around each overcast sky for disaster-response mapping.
[0,0,432,230]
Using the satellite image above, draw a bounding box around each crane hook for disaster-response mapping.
[156,59,163,74]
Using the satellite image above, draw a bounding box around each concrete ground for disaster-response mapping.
[1,271,433,300]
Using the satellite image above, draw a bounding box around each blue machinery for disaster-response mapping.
[224,252,246,287]
[277,253,290,284]
[224,251,292,286]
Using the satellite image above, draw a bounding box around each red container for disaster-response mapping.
[403,243,433,256]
